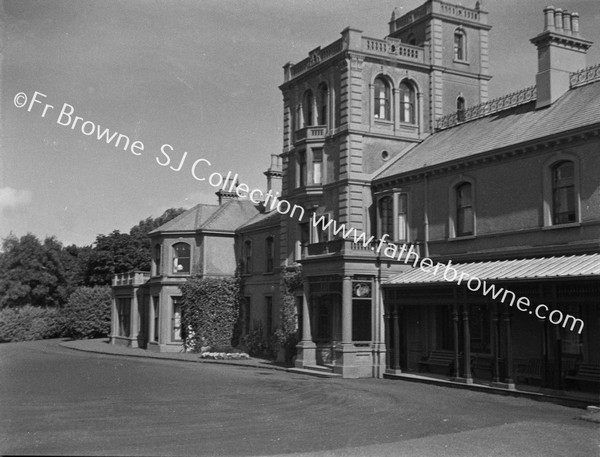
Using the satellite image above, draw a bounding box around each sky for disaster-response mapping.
[1,0,599,247]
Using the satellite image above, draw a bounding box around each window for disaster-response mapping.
[456,182,474,236]
[374,77,391,120]
[313,213,332,243]
[172,242,191,274]
[171,297,182,342]
[266,296,273,337]
[244,240,252,274]
[552,161,576,224]
[457,97,466,122]
[298,151,307,187]
[265,236,274,273]
[152,296,159,342]
[399,81,416,124]
[303,90,314,127]
[117,298,131,337]
[153,244,161,276]
[317,83,328,126]
[407,33,417,45]
[379,196,393,238]
[297,222,309,260]
[312,149,323,185]
[397,194,407,242]
[378,193,408,241]
[454,28,466,61]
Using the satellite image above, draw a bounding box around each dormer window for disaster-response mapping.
[454,28,466,61]
[374,77,391,121]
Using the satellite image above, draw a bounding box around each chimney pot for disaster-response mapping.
[571,12,580,36]
[543,6,555,31]
[562,10,572,35]
[554,7,563,31]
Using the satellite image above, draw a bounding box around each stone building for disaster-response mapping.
[111,0,599,397]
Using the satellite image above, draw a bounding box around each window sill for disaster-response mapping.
[374,119,393,125]
[263,272,275,276]
[542,222,581,231]
[448,235,476,241]
[453,59,470,65]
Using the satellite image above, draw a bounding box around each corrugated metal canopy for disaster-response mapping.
[384,254,600,286]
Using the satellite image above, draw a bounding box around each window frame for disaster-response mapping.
[552,161,576,225]
[454,28,467,62]
[172,242,191,275]
[153,244,161,276]
[303,90,314,127]
[448,177,476,239]
[399,81,416,124]
[542,154,581,228]
[376,191,409,242]
[456,182,474,237]
[265,236,275,273]
[171,297,183,343]
[373,76,392,121]
[457,96,466,122]
[317,83,328,127]
[243,239,252,274]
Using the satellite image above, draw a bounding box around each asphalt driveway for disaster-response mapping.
[0,339,597,456]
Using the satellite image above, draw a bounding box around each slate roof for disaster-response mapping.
[384,254,600,286]
[375,80,600,180]
[236,210,281,232]
[150,199,260,235]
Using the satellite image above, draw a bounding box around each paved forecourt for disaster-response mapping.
[0,339,597,456]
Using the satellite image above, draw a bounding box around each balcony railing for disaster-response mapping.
[294,125,326,143]
[113,271,151,286]
[304,239,422,259]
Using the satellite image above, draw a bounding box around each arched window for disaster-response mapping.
[454,28,466,61]
[303,90,314,127]
[379,196,393,238]
[374,77,391,120]
[265,236,274,273]
[457,97,466,122]
[153,244,161,275]
[318,83,328,126]
[552,161,576,224]
[456,183,474,236]
[244,240,252,274]
[407,33,417,45]
[172,242,190,274]
[399,81,416,124]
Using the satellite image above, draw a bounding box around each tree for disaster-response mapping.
[0,233,69,308]
[82,208,186,286]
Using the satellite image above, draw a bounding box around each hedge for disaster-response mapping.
[62,286,112,339]
[0,305,64,342]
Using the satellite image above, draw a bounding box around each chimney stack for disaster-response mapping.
[531,5,592,109]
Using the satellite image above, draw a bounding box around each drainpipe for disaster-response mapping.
[423,173,430,258]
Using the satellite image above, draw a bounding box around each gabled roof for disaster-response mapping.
[375,80,600,181]
[150,199,260,235]
[384,254,600,286]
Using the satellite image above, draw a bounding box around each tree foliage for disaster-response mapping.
[62,286,112,339]
[0,234,69,308]
[180,275,241,352]
[83,208,186,286]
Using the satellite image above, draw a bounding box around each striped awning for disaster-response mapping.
[384,254,600,286]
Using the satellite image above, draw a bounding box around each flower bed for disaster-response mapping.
[199,352,250,360]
